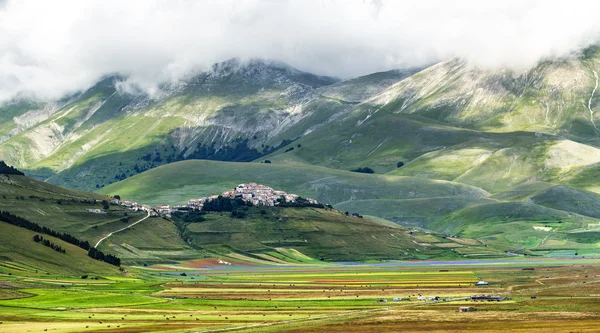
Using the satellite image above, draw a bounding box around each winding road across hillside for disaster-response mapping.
[94,210,151,248]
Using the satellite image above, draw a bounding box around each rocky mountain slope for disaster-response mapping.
[0,59,344,190]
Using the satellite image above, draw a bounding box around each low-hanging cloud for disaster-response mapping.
[1,0,600,103]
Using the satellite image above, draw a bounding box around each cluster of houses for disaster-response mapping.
[186,183,319,212]
[99,183,318,218]
[109,198,158,216]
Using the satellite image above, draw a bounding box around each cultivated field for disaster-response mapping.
[2,259,600,332]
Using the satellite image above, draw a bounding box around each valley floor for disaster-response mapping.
[2,259,600,332]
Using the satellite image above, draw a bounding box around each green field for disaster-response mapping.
[3,256,600,333]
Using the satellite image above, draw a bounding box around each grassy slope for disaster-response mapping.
[97,159,600,255]
[529,185,600,219]
[334,197,496,228]
[0,174,144,245]
[317,68,421,103]
[0,101,44,138]
[265,112,491,173]
[97,160,489,206]
[433,201,600,254]
[0,221,121,276]
[392,137,600,193]
[176,207,465,261]
[98,217,201,265]
[263,54,600,195]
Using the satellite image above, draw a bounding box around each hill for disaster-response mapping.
[98,159,489,206]
[0,174,145,246]
[99,159,600,257]
[0,172,499,265]
[0,221,122,276]
[170,206,481,262]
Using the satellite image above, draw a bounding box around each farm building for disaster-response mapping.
[476,281,489,286]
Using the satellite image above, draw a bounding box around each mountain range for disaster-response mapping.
[2,47,600,256]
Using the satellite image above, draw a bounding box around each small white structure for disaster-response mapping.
[155,204,171,215]
[87,209,106,214]
[476,281,489,287]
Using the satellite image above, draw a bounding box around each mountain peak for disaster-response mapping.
[207,58,339,88]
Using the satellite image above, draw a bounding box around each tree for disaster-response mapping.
[351,167,374,174]
[101,200,110,210]
[396,161,405,168]
[0,161,24,175]
[264,160,272,164]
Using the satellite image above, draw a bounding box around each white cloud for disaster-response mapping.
[1,0,600,102]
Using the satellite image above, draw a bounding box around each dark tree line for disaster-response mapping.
[202,196,247,212]
[0,161,24,176]
[88,247,121,266]
[201,196,250,219]
[0,210,91,250]
[172,211,206,222]
[55,198,102,205]
[351,167,375,174]
[0,210,121,266]
[33,234,66,254]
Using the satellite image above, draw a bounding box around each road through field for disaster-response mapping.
[95,210,151,248]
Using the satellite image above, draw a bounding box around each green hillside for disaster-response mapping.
[173,206,472,262]
[0,170,499,264]
[529,185,600,218]
[334,197,496,227]
[0,221,122,276]
[98,159,600,256]
[98,159,488,206]
[0,100,45,140]
[97,217,202,266]
[0,174,144,245]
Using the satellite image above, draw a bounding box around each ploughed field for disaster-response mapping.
[2,261,600,332]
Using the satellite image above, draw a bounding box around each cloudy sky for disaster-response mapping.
[1,0,600,103]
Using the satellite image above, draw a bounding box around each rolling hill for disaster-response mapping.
[98,159,489,206]
[0,168,484,265]
[99,159,600,257]
[0,173,146,245]
[0,221,122,276]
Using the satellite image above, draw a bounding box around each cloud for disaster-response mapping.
[1,0,600,103]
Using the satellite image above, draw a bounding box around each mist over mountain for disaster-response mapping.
[1,0,600,103]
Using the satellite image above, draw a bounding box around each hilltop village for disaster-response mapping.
[108,183,319,217]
